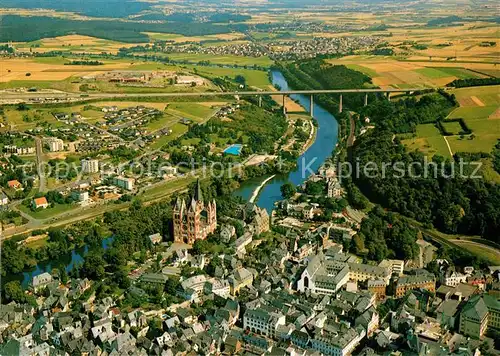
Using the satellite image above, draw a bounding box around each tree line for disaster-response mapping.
[0,15,247,43]
[447,77,500,88]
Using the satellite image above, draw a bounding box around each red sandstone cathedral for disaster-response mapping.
[173,180,217,244]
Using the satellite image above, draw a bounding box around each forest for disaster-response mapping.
[0,0,153,18]
[351,129,500,241]
[358,90,457,133]
[0,16,246,43]
[278,60,377,111]
[447,77,500,88]
[351,206,420,262]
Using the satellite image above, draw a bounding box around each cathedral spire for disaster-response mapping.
[194,179,203,202]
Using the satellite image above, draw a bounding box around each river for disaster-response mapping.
[9,70,339,288]
[234,70,339,212]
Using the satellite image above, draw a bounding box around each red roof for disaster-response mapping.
[8,180,21,188]
[33,197,48,206]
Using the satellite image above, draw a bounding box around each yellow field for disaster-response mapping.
[0,58,137,82]
[327,56,497,89]
[0,58,131,82]
[12,35,141,54]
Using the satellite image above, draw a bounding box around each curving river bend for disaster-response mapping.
[9,70,339,287]
[234,69,339,211]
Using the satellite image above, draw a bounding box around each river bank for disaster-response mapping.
[233,69,339,212]
[249,175,276,203]
[5,68,339,288]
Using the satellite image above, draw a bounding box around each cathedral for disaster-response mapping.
[173,180,217,244]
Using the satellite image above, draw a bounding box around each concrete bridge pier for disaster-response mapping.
[386,92,391,101]
[339,94,343,113]
[283,95,287,115]
[258,95,262,107]
[364,93,368,107]
[310,95,314,117]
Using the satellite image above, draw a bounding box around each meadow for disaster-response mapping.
[402,124,452,157]
[328,56,493,89]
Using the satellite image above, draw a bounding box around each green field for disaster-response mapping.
[345,64,379,77]
[452,85,500,107]
[415,67,451,79]
[167,102,217,121]
[189,65,271,89]
[402,123,452,157]
[19,203,78,220]
[140,176,195,200]
[147,123,189,150]
[427,67,483,79]
[442,121,463,135]
[448,106,498,119]
[144,113,178,132]
[163,52,273,67]
[452,240,500,265]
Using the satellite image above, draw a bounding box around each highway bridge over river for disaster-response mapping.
[2,87,433,114]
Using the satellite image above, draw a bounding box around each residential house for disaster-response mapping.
[243,308,286,338]
[32,273,53,292]
[394,275,435,298]
[459,295,489,339]
[0,192,8,206]
[7,180,23,191]
[228,268,253,295]
[32,197,49,210]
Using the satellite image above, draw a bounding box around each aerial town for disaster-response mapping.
[1,167,499,355]
[0,0,499,355]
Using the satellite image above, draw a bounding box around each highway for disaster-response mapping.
[0,87,434,101]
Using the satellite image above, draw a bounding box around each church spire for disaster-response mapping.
[194,179,203,202]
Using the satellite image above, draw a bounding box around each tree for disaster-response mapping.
[192,239,209,255]
[280,182,297,199]
[4,281,25,303]
[234,75,246,86]
[81,253,105,280]
[233,220,244,237]
[305,181,325,196]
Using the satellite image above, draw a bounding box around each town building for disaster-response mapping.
[173,181,217,244]
[394,275,436,298]
[32,272,53,292]
[298,253,392,295]
[441,270,468,287]
[311,326,365,356]
[148,233,162,245]
[367,279,387,300]
[327,179,343,199]
[378,259,405,276]
[460,295,489,339]
[243,308,285,338]
[45,138,64,152]
[81,159,99,174]
[7,180,23,191]
[113,176,135,191]
[71,190,89,203]
[228,268,253,295]
[0,192,9,206]
[32,197,49,210]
